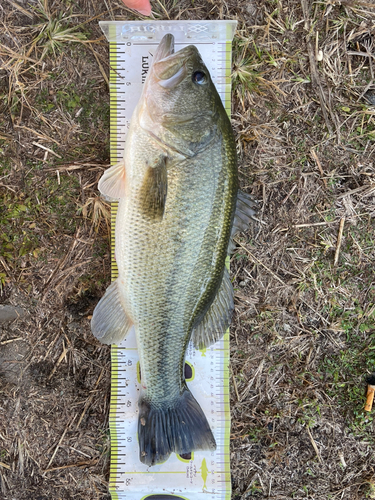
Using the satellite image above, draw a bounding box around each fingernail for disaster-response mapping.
[138,7,151,15]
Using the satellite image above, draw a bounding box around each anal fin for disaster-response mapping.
[191,267,234,350]
[91,280,132,345]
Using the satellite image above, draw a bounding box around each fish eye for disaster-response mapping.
[192,70,207,85]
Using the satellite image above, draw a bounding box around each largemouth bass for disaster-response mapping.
[91,34,256,466]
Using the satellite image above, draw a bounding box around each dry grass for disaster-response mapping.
[1,0,375,499]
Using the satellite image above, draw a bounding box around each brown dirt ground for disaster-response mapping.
[1,0,375,499]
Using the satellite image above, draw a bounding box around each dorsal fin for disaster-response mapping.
[228,190,258,254]
[191,267,234,350]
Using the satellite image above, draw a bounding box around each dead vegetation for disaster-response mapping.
[0,0,375,499]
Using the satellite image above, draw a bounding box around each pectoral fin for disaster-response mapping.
[98,160,126,200]
[228,190,258,254]
[191,267,234,350]
[139,158,168,221]
[91,280,132,345]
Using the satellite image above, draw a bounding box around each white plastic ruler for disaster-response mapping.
[100,20,237,500]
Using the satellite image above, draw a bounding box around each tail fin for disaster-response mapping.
[138,388,216,466]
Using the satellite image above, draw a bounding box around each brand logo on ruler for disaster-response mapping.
[141,56,149,83]
[121,24,209,36]
[187,25,209,33]
[122,24,185,34]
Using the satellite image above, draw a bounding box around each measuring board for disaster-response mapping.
[100,20,237,500]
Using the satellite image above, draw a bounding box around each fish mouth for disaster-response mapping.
[153,33,175,64]
[153,35,197,89]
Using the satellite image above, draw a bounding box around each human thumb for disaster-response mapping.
[122,0,152,15]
